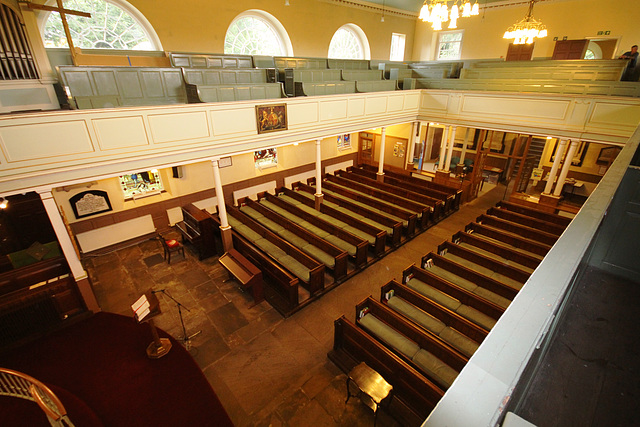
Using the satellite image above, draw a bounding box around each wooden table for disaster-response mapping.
[346,362,393,425]
[219,248,264,304]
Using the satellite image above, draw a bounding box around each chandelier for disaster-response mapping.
[503,0,547,45]
[419,0,479,31]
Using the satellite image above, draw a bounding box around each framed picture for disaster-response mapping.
[256,104,287,134]
[70,190,112,219]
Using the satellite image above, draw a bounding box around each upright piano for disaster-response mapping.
[176,203,217,260]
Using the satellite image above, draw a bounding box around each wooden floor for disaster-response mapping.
[86,184,513,426]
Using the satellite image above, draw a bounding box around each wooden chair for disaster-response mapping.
[159,235,185,264]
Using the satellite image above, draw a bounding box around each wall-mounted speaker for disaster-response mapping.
[172,166,183,178]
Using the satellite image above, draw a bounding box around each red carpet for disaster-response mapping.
[0,312,233,427]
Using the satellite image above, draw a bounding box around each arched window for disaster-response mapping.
[328,24,370,60]
[225,10,292,56]
[42,0,162,50]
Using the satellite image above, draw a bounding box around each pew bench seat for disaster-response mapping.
[457,242,535,274]
[359,313,458,389]
[187,82,285,103]
[387,296,479,358]
[441,252,524,290]
[406,277,497,330]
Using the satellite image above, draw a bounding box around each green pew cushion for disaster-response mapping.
[298,221,330,238]
[234,224,262,242]
[295,204,321,216]
[406,278,462,312]
[343,225,376,245]
[278,194,302,205]
[301,244,335,268]
[428,266,478,293]
[255,217,285,233]
[455,305,496,330]
[411,349,458,389]
[387,296,446,335]
[254,238,287,260]
[439,327,479,358]
[240,206,264,219]
[359,314,420,359]
[277,254,310,282]
[318,213,347,228]
[277,229,309,248]
[325,234,356,256]
[473,287,511,309]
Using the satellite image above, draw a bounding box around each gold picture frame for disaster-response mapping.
[256,104,287,134]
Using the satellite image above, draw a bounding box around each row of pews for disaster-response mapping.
[204,165,461,317]
[328,200,572,426]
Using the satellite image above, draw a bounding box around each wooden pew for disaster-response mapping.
[226,204,325,296]
[279,187,387,256]
[355,80,399,93]
[169,52,254,69]
[348,166,455,214]
[485,206,566,236]
[327,58,371,70]
[476,214,559,246]
[293,181,405,246]
[359,164,463,210]
[210,212,300,316]
[238,197,348,281]
[315,176,420,234]
[356,297,468,386]
[437,240,530,284]
[334,169,443,223]
[451,230,541,270]
[294,81,356,97]
[381,280,488,346]
[259,191,369,267]
[402,264,504,330]
[421,252,519,304]
[465,222,551,257]
[328,316,444,426]
[496,200,572,228]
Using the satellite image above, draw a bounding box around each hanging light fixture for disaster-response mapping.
[419,0,479,31]
[503,0,547,45]
[0,197,7,209]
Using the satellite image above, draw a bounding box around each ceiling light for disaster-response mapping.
[0,198,7,209]
[503,0,547,45]
[420,0,479,31]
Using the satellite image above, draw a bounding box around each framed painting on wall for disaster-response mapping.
[256,104,287,134]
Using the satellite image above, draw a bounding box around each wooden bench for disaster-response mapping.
[356,297,467,389]
[464,222,551,257]
[402,264,504,331]
[260,191,369,267]
[280,186,388,255]
[226,205,325,296]
[285,68,348,96]
[328,316,444,426]
[238,197,348,281]
[294,81,356,97]
[182,68,275,85]
[335,169,443,224]
[292,181,403,248]
[169,52,254,69]
[381,280,487,355]
[451,230,541,271]
[355,80,398,92]
[436,240,530,284]
[57,65,187,109]
[476,214,559,246]
[496,200,572,227]
[184,81,285,103]
[349,166,455,215]
[219,248,264,304]
[409,61,463,78]
[460,66,624,82]
[322,174,426,231]
[485,206,566,236]
[327,58,370,70]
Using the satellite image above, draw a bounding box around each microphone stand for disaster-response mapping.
[153,289,201,350]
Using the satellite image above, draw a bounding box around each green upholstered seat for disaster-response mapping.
[427,265,478,293]
[277,255,310,282]
[473,287,511,309]
[455,305,496,330]
[325,234,356,256]
[411,349,458,389]
[278,194,302,205]
[318,213,347,228]
[298,221,330,238]
[359,314,420,359]
[301,244,335,268]
[255,217,285,233]
[277,229,309,248]
[406,278,462,311]
[387,296,446,335]
[439,327,479,358]
[295,204,321,216]
[240,206,264,219]
[343,225,376,245]
[254,238,287,260]
[234,224,262,242]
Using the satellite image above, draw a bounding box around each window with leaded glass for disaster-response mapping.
[225,15,285,55]
[437,31,463,60]
[329,26,366,59]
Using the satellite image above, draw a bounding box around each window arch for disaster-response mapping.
[41,0,162,50]
[225,10,293,56]
[328,24,370,60]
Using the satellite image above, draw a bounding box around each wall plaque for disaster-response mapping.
[70,190,112,219]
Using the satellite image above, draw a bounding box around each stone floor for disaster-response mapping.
[85,185,507,426]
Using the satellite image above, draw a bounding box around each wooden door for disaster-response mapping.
[506,43,535,61]
[358,132,375,165]
[552,39,588,59]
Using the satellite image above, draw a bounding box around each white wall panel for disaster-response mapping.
[288,101,319,125]
[93,116,148,150]
[461,95,570,120]
[365,96,388,115]
[148,111,210,143]
[211,107,255,135]
[233,180,277,204]
[284,170,315,188]
[348,97,366,117]
[76,215,155,252]
[387,94,405,112]
[320,99,348,121]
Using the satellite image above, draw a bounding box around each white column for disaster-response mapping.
[38,190,99,312]
[212,159,229,228]
[438,126,449,170]
[406,121,419,168]
[543,139,568,195]
[553,140,579,197]
[459,127,471,165]
[315,138,323,196]
[444,126,457,172]
[377,126,387,176]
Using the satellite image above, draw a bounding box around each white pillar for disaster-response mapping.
[444,126,457,172]
[553,140,579,197]
[377,127,387,176]
[437,126,449,171]
[543,139,568,195]
[315,138,323,196]
[38,190,99,312]
[459,128,471,165]
[212,159,229,228]
[406,121,419,168]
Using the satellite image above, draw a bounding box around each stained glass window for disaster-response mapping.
[119,170,164,199]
